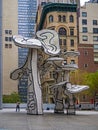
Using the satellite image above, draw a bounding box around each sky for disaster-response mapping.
[80,0,89,6]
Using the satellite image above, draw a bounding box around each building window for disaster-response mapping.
[93,28,98,34]
[70,60,75,64]
[84,64,88,68]
[69,15,74,22]
[93,20,98,25]
[63,60,67,65]
[5,30,9,34]
[82,35,88,41]
[82,12,87,17]
[58,15,61,22]
[5,37,9,41]
[41,2,46,6]
[58,27,67,36]
[9,37,12,42]
[93,36,98,41]
[70,39,74,47]
[49,15,53,23]
[59,38,62,45]
[5,44,8,48]
[9,44,12,48]
[9,30,12,35]
[82,27,88,33]
[58,15,66,22]
[94,44,98,50]
[63,15,66,22]
[64,49,66,52]
[84,51,88,55]
[70,28,74,36]
[63,39,66,45]
[82,19,87,25]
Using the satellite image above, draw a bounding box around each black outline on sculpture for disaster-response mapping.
[10,29,89,115]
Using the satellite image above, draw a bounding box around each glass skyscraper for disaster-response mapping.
[18,0,37,102]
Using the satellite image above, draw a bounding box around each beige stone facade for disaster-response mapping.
[2,0,18,95]
[36,3,78,103]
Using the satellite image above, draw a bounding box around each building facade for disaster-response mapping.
[1,0,18,96]
[78,2,98,72]
[36,3,78,103]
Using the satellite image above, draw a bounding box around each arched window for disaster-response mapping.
[58,15,61,22]
[58,27,67,36]
[58,15,66,22]
[63,15,66,22]
[49,15,53,23]
[69,15,74,22]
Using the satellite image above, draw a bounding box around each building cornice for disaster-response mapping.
[38,3,77,30]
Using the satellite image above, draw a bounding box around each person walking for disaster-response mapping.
[16,102,20,112]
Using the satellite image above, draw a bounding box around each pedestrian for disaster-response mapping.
[79,104,81,110]
[16,102,20,112]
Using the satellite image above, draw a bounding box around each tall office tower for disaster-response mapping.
[18,0,37,102]
[1,0,18,104]
[78,2,98,72]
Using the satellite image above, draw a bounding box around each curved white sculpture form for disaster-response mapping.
[10,29,60,115]
[10,29,89,115]
[47,50,89,113]
[65,82,89,94]
[64,51,80,57]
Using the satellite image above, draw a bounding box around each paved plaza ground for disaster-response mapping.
[0,109,98,130]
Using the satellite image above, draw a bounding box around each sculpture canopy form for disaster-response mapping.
[10,29,89,115]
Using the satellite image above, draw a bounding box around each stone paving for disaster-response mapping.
[0,109,98,130]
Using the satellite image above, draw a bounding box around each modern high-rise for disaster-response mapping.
[0,0,18,107]
[18,0,37,102]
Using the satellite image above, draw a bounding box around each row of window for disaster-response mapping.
[82,19,98,26]
[5,37,12,42]
[82,35,98,41]
[49,14,74,23]
[82,27,98,36]
[59,39,74,47]
[5,30,12,35]
[5,44,12,48]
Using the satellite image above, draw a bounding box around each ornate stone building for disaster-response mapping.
[36,3,78,103]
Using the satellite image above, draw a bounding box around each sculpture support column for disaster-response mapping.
[27,49,43,114]
[54,71,64,113]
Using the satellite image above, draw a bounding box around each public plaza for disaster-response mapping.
[0,109,98,130]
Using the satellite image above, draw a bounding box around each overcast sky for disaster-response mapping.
[80,0,89,6]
